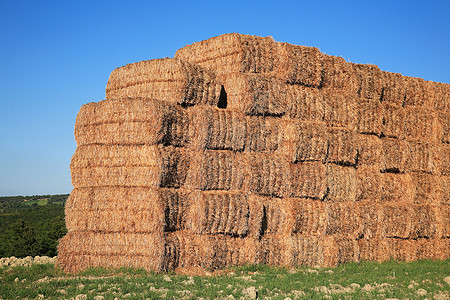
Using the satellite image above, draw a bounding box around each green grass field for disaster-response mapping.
[21,199,48,206]
[1,259,449,299]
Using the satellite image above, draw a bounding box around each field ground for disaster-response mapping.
[0,259,449,299]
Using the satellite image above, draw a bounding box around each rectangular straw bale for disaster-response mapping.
[186,190,249,236]
[174,231,229,270]
[106,58,221,106]
[188,105,246,151]
[356,99,383,135]
[440,143,450,176]
[432,81,450,112]
[438,112,450,143]
[225,237,261,266]
[356,134,382,167]
[326,128,359,166]
[442,176,450,205]
[289,161,327,199]
[285,85,325,121]
[325,202,361,237]
[403,107,439,142]
[383,238,418,262]
[75,99,188,147]
[380,173,413,203]
[353,63,384,100]
[357,237,386,262]
[412,205,437,238]
[320,54,358,92]
[380,137,406,173]
[381,103,405,139]
[403,76,434,108]
[382,72,408,106]
[259,234,299,267]
[296,235,324,267]
[174,33,279,75]
[219,73,288,116]
[276,42,323,87]
[323,89,357,129]
[322,235,359,267]
[435,205,449,238]
[291,200,327,236]
[404,141,438,174]
[416,238,449,260]
[410,173,442,205]
[325,164,357,202]
[244,153,291,197]
[357,204,382,239]
[184,150,245,191]
[245,116,283,152]
[356,166,382,203]
[281,121,328,163]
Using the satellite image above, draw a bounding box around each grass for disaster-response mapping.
[0,259,449,299]
[22,199,48,206]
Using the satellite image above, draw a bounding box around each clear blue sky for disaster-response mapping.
[0,0,449,196]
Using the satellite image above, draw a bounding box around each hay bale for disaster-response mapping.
[289,162,327,199]
[404,141,438,174]
[441,176,450,205]
[259,234,299,267]
[382,72,408,106]
[380,173,413,202]
[326,128,358,167]
[245,116,283,152]
[325,164,356,202]
[411,173,442,205]
[75,99,188,147]
[353,63,384,100]
[281,120,328,163]
[322,235,359,267]
[356,166,382,203]
[440,143,450,176]
[356,134,383,167]
[433,81,450,112]
[381,103,405,139]
[403,77,434,108]
[106,58,221,106]
[438,112,450,143]
[184,150,245,191]
[325,202,361,237]
[435,205,449,238]
[186,190,249,236]
[357,204,382,239]
[356,99,383,135]
[296,235,325,266]
[403,107,439,142]
[285,85,325,121]
[357,237,386,262]
[380,137,406,173]
[188,106,246,151]
[320,54,358,92]
[219,73,288,116]
[323,89,357,129]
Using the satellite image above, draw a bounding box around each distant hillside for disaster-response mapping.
[0,194,68,213]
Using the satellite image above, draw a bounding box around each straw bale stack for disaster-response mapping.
[59,33,450,273]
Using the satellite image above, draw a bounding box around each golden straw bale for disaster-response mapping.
[187,106,246,151]
[382,72,408,106]
[381,103,405,139]
[184,150,245,191]
[432,81,450,112]
[326,128,358,166]
[75,99,189,147]
[289,162,327,199]
[380,173,413,203]
[325,202,361,237]
[244,153,291,197]
[356,166,382,203]
[440,143,450,176]
[404,141,439,174]
[403,107,439,142]
[219,73,288,116]
[438,112,450,143]
[291,200,327,236]
[353,63,384,100]
[323,89,357,129]
[357,204,382,239]
[186,190,249,236]
[296,235,324,267]
[441,176,450,205]
[412,205,437,239]
[281,120,327,163]
[435,205,449,238]
[322,235,359,267]
[357,237,386,262]
[175,33,279,75]
[356,134,383,167]
[321,54,358,92]
[416,238,448,260]
[325,164,357,202]
[410,173,442,205]
[356,99,383,135]
[380,137,406,173]
[245,116,283,152]
[403,77,434,108]
[276,42,323,87]
[259,234,299,267]
[285,85,325,121]
[106,58,221,106]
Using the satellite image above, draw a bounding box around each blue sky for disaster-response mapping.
[0,0,449,196]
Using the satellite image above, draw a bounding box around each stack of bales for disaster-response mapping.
[58,34,449,273]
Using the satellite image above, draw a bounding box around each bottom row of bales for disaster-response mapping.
[57,230,449,273]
